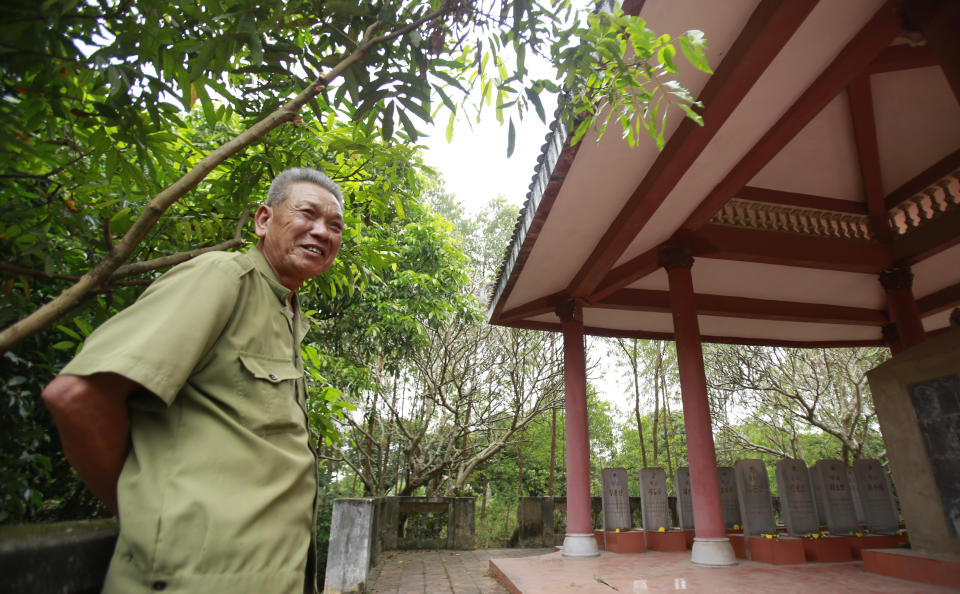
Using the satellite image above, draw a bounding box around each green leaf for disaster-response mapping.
[445,112,455,143]
[506,117,516,158]
[52,341,74,350]
[524,88,546,123]
[678,30,713,74]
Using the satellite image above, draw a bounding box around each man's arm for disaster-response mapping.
[41,373,138,516]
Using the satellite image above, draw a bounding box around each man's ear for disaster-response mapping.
[253,204,272,238]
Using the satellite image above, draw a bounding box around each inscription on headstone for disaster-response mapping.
[675,467,694,530]
[734,459,775,536]
[775,459,819,535]
[908,373,960,538]
[639,468,671,532]
[601,468,632,531]
[853,459,899,534]
[813,459,859,533]
[847,468,865,525]
[717,466,741,529]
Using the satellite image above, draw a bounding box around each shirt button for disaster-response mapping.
[268,373,279,381]
[152,581,167,590]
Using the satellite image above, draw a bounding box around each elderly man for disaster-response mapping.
[41,168,344,594]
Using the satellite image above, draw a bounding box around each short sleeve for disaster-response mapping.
[61,254,244,405]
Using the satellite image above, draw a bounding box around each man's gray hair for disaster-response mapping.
[266,168,344,209]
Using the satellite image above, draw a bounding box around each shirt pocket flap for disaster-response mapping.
[238,353,302,383]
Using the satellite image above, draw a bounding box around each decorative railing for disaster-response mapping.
[710,199,874,240]
[709,170,960,240]
[887,169,960,235]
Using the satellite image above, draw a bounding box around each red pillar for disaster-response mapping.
[556,299,599,557]
[879,266,926,349]
[661,245,734,565]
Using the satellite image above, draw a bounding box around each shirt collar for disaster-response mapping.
[248,245,295,304]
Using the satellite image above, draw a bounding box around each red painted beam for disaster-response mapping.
[693,224,891,273]
[590,245,661,303]
[498,292,565,323]
[735,187,867,214]
[865,44,939,74]
[596,288,889,326]
[884,147,960,210]
[681,2,903,231]
[495,319,884,349]
[847,75,889,227]
[890,207,960,264]
[917,281,960,316]
[565,0,819,298]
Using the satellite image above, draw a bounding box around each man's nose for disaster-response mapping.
[309,219,332,239]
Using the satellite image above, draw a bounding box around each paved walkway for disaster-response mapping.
[369,548,553,594]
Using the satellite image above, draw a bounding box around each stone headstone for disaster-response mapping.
[639,468,671,532]
[775,459,819,535]
[601,468,632,531]
[675,467,695,530]
[717,466,741,529]
[853,459,900,534]
[734,459,775,536]
[813,459,859,533]
[847,467,865,524]
[808,465,826,526]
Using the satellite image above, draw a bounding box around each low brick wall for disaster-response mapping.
[0,519,118,594]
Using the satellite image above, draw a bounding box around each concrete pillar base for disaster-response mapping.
[562,533,600,558]
[691,537,737,566]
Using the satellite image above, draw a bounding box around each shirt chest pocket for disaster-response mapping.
[236,353,305,434]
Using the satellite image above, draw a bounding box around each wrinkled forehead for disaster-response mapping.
[282,181,343,214]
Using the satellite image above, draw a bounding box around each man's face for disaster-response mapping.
[254,181,343,291]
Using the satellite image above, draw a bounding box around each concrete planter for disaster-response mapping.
[801,536,854,562]
[604,530,646,554]
[747,536,805,565]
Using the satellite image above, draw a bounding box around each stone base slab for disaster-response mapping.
[646,530,687,552]
[691,537,737,566]
[863,548,960,589]
[846,534,908,560]
[801,536,854,563]
[727,534,747,559]
[604,530,647,554]
[748,536,805,565]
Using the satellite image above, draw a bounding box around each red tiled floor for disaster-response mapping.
[489,549,959,593]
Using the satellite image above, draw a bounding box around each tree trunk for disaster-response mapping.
[631,341,649,468]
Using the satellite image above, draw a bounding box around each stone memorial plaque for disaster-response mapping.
[809,465,826,525]
[601,467,632,531]
[847,467,865,524]
[775,459,819,535]
[853,459,899,534]
[813,459,859,533]
[717,466,741,529]
[639,467,671,532]
[908,373,960,538]
[675,467,694,530]
[734,459,775,536]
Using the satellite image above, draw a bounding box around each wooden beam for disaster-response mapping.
[498,293,565,323]
[693,224,891,273]
[917,281,960,316]
[890,206,960,264]
[736,186,867,214]
[493,319,883,349]
[884,147,960,210]
[589,245,661,303]
[865,44,939,74]
[681,2,902,231]
[847,76,889,223]
[564,0,820,298]
[596,288,888,326]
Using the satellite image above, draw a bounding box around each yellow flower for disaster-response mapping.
[615,528,620,533]
[812,533,820,540]
[658,526,666,532]
[733,524,741,531]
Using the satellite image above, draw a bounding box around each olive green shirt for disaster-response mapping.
[61,247,318,594]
